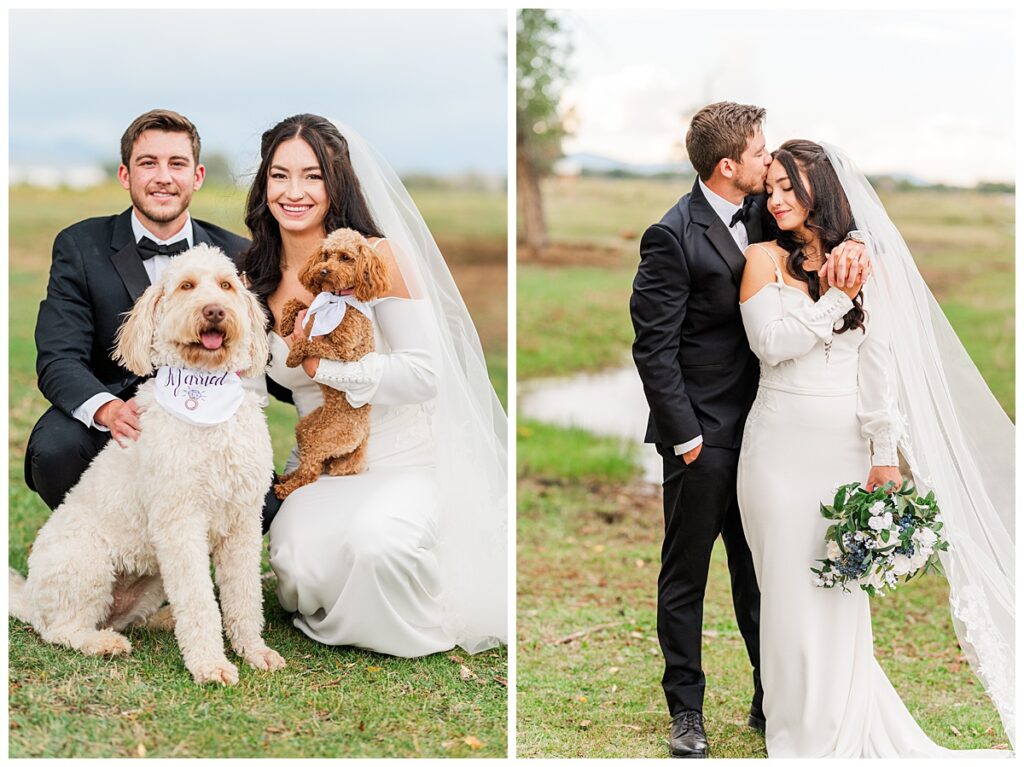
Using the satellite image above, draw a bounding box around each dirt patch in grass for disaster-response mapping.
[437,236,507,266]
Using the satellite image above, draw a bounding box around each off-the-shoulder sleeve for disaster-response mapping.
[740,284,855,366]
[856,299,903,466]
[312,298,439,408]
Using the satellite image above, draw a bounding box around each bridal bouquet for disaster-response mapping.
[810,481,948,597]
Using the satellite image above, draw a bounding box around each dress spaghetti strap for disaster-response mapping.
[751,243,785,285]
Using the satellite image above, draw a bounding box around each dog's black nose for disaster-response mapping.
[320,268,329,276]
[203,304,226,324]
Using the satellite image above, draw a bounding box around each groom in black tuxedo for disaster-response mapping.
[630,102,865,757]
[26,108,283,531]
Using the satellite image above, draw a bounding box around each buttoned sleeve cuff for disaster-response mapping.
[802,287,855,337]
[870,435,900,468]
[72,391,118,431]
[312,355,383,409]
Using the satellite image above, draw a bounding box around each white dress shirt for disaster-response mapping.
[699,177,750,252]
[71,212,194,431]
[673,181,752,457]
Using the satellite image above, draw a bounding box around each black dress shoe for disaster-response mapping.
[669,710,708,758]
[747,706,766,733]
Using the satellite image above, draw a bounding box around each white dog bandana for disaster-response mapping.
[302,292,373,338]
[153,367,245,426]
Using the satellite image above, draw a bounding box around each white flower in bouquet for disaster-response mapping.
[913,527,938,549]
[869,500,886,516]
[868,511,893,532]
[891,554,915,576]
[866,569,887,592]
[826,540,842,561]
[910,551,930,570]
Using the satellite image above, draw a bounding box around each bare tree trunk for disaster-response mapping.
[517,131,548,259]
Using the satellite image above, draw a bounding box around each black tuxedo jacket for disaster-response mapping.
[630,181,772,450]
[34,208,291,416]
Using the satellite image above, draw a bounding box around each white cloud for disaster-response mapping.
[561,9,1014,184]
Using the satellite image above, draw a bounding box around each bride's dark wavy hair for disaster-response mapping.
[240,114,384,315]
[770,139,865,334]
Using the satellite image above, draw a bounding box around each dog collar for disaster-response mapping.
[302,292,373,338]
[153,366,244,426]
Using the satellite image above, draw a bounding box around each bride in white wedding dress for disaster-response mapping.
[736,140,1013,757]
[240,114,507,657]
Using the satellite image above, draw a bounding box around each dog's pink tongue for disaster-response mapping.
[201,331,224,350]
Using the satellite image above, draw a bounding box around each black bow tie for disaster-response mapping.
[729,197,756,228]
[137,236,190,261]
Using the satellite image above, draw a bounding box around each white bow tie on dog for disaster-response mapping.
[154,366,245,426]
[302,292,373,338]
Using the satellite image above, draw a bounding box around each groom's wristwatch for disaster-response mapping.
[844,230,868,244]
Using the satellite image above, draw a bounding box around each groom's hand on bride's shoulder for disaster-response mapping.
[823,238,870,290]
[96,397,142,447]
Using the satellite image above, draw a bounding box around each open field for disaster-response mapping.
[8,182,508,758]
[519,178,1014,417]
[516,177,1014,757]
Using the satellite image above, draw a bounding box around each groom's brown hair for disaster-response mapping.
[120,109,202,166]
[686,102,766,181]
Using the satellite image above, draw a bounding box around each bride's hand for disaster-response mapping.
[284,309,321,377]
[819,257,863,300]
[820,240,868,299]
[866,466,901,493]
[283,309,310,349]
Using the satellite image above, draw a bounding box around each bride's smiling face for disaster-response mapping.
[266,137,329,236]
[765,159,810,233]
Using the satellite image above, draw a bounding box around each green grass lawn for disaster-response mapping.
[8,182,508,758]
[516,178,1014,757]
[516,427,1010,758]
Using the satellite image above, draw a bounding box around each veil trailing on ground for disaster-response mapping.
[334,121,508,654]
[823,144,1015,745]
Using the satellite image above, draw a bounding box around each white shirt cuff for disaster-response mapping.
[71,392,118,431]
[673,435,703,455]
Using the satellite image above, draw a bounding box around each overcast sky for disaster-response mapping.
[9,9,506,177]
[559,9,1014,185]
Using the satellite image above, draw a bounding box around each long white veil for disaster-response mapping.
[823,144,1015,745]
[335,121,508,654]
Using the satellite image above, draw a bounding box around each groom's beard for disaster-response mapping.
[130,187,193,225]
[735,174,766,197]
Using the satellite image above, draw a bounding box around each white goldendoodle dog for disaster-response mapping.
[10,244,285,685]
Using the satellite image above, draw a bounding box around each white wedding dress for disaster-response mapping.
[266,297,455,658]
[736,248,1007,758]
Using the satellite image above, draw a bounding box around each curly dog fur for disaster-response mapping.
[273,228,391,499]
[9,245,285,685]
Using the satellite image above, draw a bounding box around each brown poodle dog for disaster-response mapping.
[274,228,391,499]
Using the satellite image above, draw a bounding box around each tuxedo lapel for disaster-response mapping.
[109,209,150,302]
[192,220,214,247]
[688,181,746,285]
